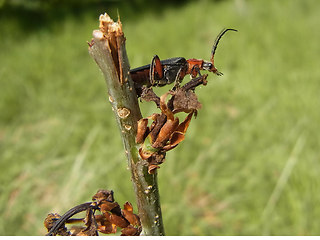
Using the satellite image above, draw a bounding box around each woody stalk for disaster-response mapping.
[88,14,165,235]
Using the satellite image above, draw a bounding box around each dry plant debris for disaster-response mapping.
[44,189,141,236]
[136,74,208,174]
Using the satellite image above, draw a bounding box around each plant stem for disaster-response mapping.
[88,14,165,236]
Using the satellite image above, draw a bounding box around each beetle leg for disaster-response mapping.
[172,65,186,89]
[149,55,164,86]
[190,65,201,78]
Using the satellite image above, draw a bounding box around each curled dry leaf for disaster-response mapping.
[92,189,114,204]
[121,225,140,236]
[140,86,161,107]
[136,118,149,144]
[44,213,70,236]
[75,208,98,236]
[122,202,141,226]
[171,88,202,114]
[152,117,179,149]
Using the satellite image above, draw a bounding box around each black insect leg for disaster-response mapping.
[172,66,185,90]
[149,55,163,86]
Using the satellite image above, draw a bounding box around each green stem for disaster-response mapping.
[88,14,165,236]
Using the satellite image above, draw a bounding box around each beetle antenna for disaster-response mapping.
[210,28,237,64]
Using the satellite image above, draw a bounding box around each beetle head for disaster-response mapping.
[202,61,222,76]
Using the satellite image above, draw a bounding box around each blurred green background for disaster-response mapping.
[1,0,320,236]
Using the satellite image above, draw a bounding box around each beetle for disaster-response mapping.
[130,28,237,90]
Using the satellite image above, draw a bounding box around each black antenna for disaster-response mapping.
[210,28,238,64]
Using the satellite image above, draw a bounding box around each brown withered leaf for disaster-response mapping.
[160,92,174,120]
[70,226,86,236]
[139,147,153,160]
[136,118,149,144]
[149,114,167,143]
[124,202,133,212]
[45,189,141,236]
[44,213,60,231]
[171,88,202,114]
[97,224,117,234]
[163,112,194,151]
[100,201,121,213]
[175,111,193,134]
[121,225,141,236]
[97,224,116,234]
[109,214,130,228]
[44,213,70,236]
[149,150,166,165]
[75,208,98,236]
[140,86,160,107]
[122,202,141,226]
[92,189,114,204]
[152,118,179,149]
[148,164,160,174]
[163,132,184,151]
[96,213,117,234]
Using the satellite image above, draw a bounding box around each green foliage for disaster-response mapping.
[1,0,320,235]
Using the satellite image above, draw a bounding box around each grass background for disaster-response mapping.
[1,0,320,235]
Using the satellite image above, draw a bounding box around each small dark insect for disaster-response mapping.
[130,28,237,90]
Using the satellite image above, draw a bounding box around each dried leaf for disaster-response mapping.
[148,150,166,166]
[139,147,154,160]
[76,208,98,236]
[45,202,94,236]
[136,118,149,144]
[123,202,133,212]
[163,132,184,151]
[97,212,117,234]
[100,201,120,213]
[44,213,60,231]
[148,164,160,174]
[152,118,179,149]
[160,92,174,120]
[109,214,130,228]
[122,202,141,226]
[149,114,167,143]
[44,213,70,236]
[45,189,141,236]
[121,225,141,236]
[140,86,160,107]
[97,223,117,234]
[70,226,86,236]
[175,112,193,134]
[92,190,114,203]
[172,88,202,114]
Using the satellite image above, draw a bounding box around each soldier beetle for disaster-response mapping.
[130,28,237,90]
